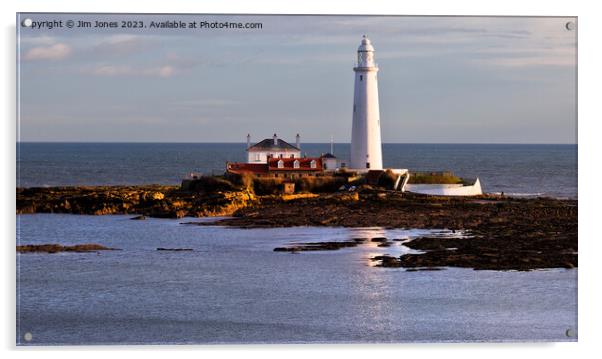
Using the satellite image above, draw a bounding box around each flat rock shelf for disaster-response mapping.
[17,186,577,271]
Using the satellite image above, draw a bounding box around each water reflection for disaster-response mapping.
[17,215,577,344]
[345,227,455,267]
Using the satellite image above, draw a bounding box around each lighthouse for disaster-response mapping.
[350,35,383,170]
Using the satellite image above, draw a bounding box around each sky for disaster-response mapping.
[17,14,577,143]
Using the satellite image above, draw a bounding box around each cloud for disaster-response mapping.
[476,56,575,68]
[87,64,175,78]
[471,46,575,68]
[19,35,57,45]
[23,43,71,61]
[93,34,154,56]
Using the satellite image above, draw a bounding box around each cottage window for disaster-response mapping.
[293,160,300,169]
[290,154,295,158]
[310,160,317,169]
[278,160,284,169]
[279,154,284,158]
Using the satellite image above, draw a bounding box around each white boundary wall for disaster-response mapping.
[404,178,483,196]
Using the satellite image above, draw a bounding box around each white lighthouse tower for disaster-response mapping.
[350,35,383,170]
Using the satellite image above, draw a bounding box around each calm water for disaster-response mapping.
[17,214,577,345]
[17,143,577,198]
[16,143,578,344]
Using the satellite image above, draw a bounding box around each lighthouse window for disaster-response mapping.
[360,75,363,81]
[366,162,370,169]
[353,104,356,113]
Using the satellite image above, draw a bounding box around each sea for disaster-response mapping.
[16,143,578,344]
[17,143,577,198]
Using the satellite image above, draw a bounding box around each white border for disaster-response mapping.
[3,0,601,358]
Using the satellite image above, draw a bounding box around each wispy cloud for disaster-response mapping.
[19,35,57,45]
[18,15,577,143]
[86,64,175,77]
[475,55,575,68]
[93,34,154,56]
[23,43,71,61]
[471,43,576,68]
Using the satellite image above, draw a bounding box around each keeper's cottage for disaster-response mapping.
[246,133,301,163]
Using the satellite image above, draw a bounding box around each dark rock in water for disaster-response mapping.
[371,255,403,267]
[370,237,388,243]
[377,242,391,247]
[17,243,115,253]
[156,248,193,251]
[273,247,299,252]
[400,235,577,271]
[131,215,146,220]
[274,241,359,252]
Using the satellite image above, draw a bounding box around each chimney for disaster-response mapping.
[273,133,278,145]
[246,134,251,149]
[296,133,300,149]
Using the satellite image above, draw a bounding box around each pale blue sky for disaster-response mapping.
[18,14,577,143]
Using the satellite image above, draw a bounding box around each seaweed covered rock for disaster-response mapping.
[16,185,257,219]
[17,243,115,253]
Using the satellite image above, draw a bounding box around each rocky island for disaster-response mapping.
[16,177,577,271]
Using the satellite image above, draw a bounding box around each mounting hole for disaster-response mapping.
[565,328,576,337]
[24,332,33,342]
[565,21,575,31]
[21,18,33,27]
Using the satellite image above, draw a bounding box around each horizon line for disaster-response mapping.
[16,141,578,145]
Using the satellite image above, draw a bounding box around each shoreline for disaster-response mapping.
[16,185,577,271]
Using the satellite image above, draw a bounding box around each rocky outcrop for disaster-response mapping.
[274,240,360,252]
[16,185,578,271]
[17,244,115,253]
[16,185,257,219]
[245,191,576,271]
[397,235,577,271]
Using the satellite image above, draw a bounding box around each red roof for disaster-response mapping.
[268,157,322,171]
[226,162,269,174]
[226,158,323,175]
